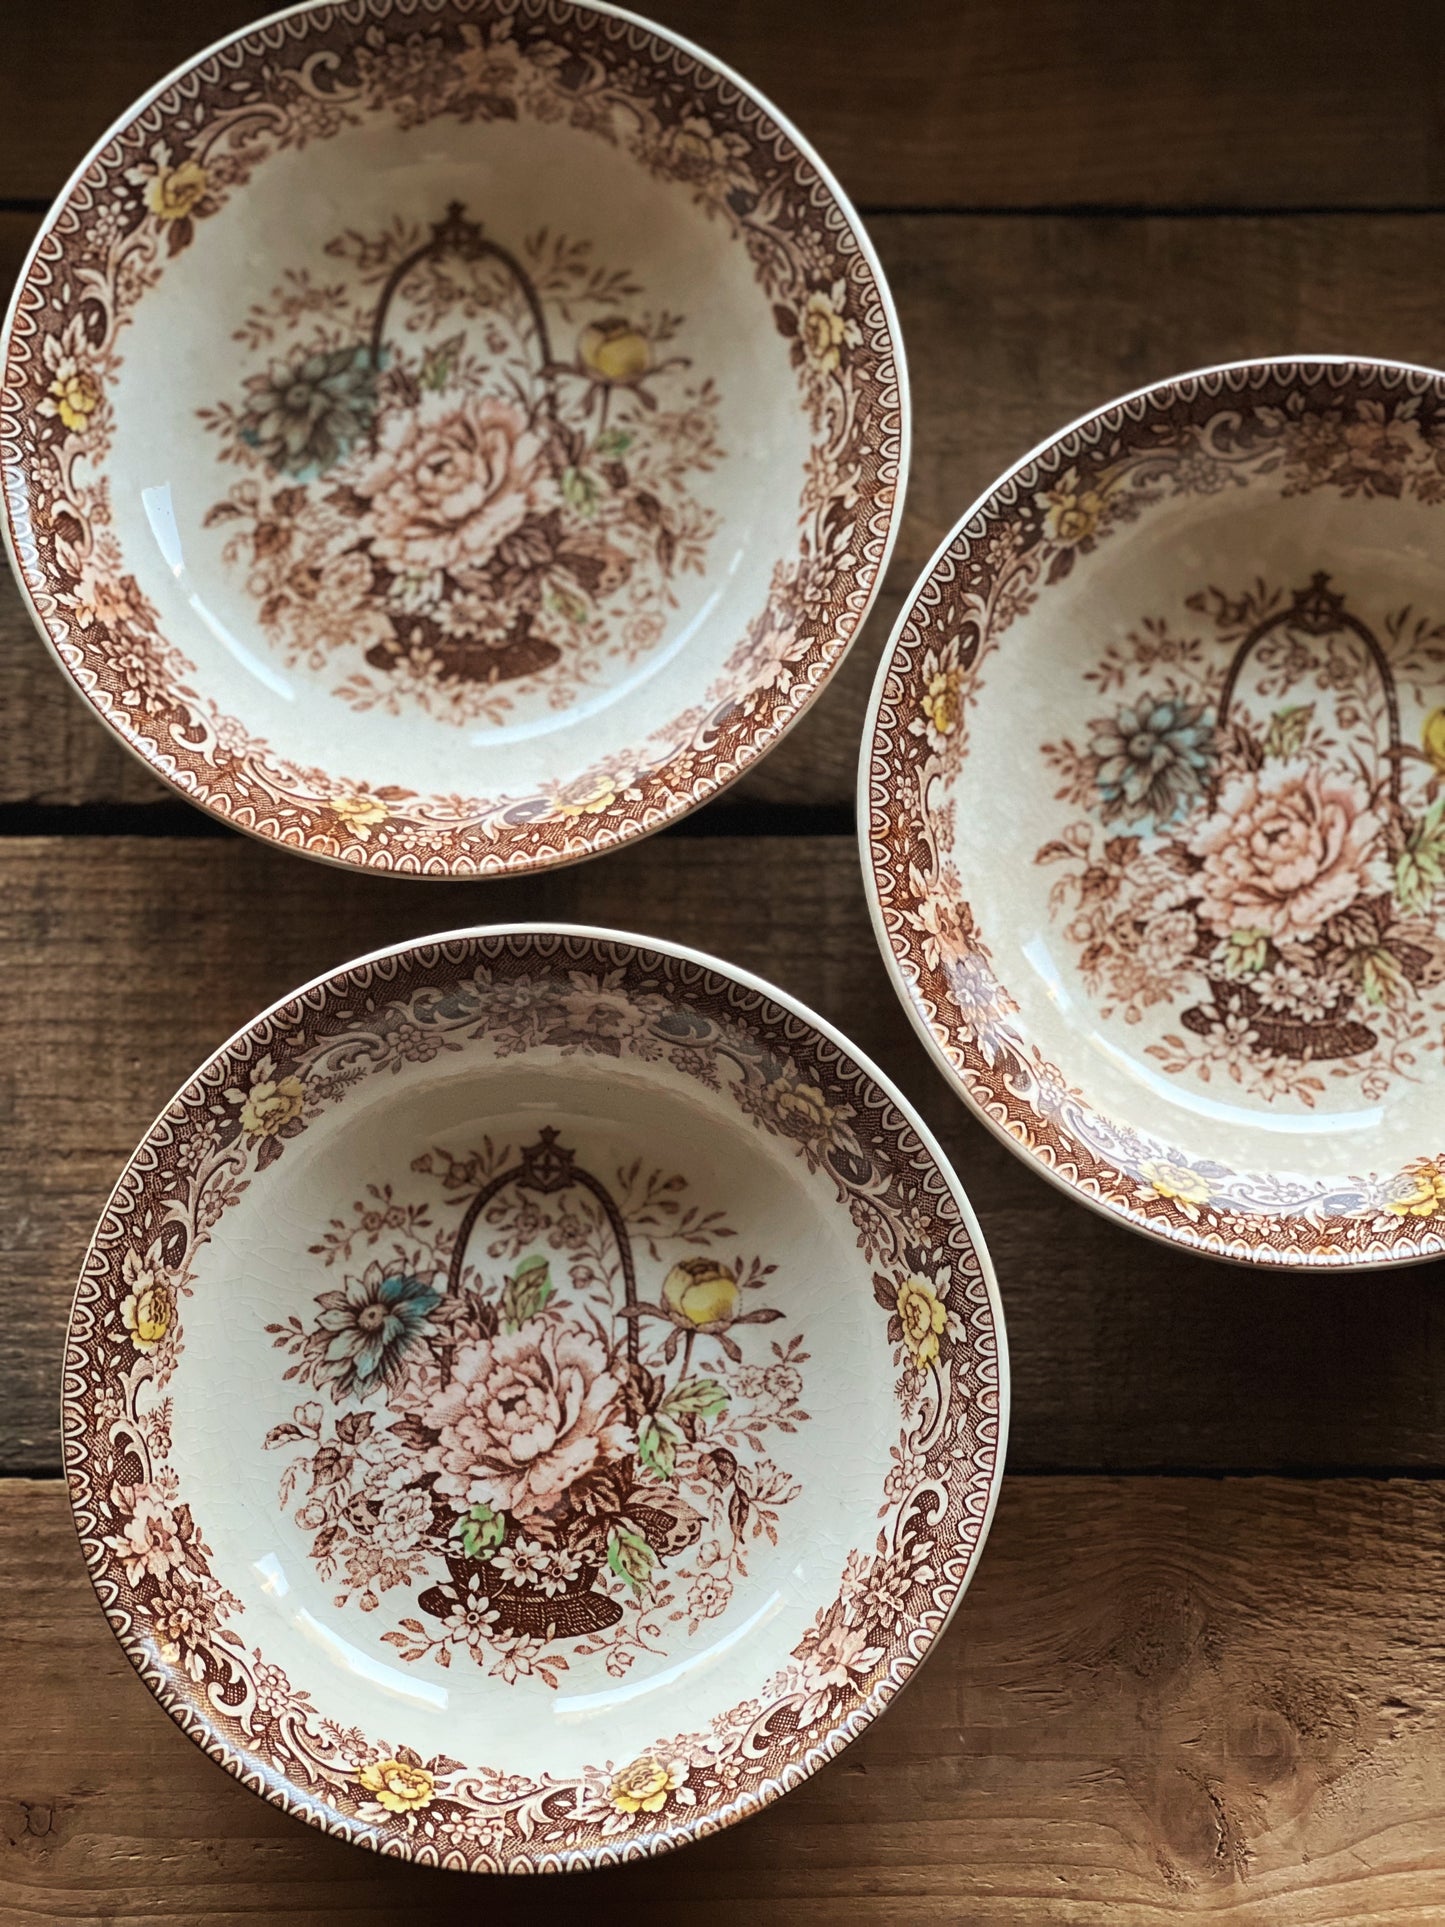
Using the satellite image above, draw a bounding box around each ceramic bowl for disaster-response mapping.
[2,1,905,876]
[863,355,1445,1269]
[65,926,1005,1870]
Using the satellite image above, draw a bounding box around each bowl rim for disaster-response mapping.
[859,350,1445,1272]
[2,0,910,880]
[62,920,1009,1871]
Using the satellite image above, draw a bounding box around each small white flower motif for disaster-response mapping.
[489,1538,582,1596]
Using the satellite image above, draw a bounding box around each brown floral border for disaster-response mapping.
[2,0,905,876]
[64,929,1004,1870]
[863,357,1445,1267]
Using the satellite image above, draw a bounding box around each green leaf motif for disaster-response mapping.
[420,332,465,393]
[593,427,633,459]
[1357,946,1412,1008]
[545,586,588,626]
[606,1527,656,1594]
[561,466,601,516]
[637,1415,677,1480]
[502,1254,553,1332]
[1214,929,1270,978]
[660,1376,730,1420]
[1263,703,1314,758]
[1395,798,1445,913]
[452,1503,506,1559]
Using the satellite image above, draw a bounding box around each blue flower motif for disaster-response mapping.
[1090,693,1216,828]
[315,1268,441,1398]
[239,342,379,480]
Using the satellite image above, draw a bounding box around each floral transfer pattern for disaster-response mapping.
[865,361,1445,1262]
[267,1128,808,1685]
[1038,572,1445,1108]
[64,934,1001,1869]
[201,205,722,727]
[2,0,903,875]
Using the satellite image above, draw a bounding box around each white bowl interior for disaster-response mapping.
[956,479,1445,1184]
[184,1050,891,1780]
[110,114,807,800]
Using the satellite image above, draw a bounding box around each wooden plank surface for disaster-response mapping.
[8,1474,1445,1924]
[3,0,1445,211]
[9,208,1445,812]
[6,832,1445,1478]
[8,4,1445,1919]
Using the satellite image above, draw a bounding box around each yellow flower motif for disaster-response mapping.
[800,285,859,375]
[895,1272,948,1372]
[120,1273,174,1353]
[553,777,619,818]
[1423,708,1445,777]
[356,1757,435,1813]
[609,1755,685,1816]
[1039,469,1105,547]
[922,666,964,739]
[240,1074,305,1138]
[330,793,388,839]
[47,361,102,433]
[1387,1158,1445,1219]
[1141,1159,1211,1213]
[662,1258,740,1328]
[143,158,209,222]
[578,318,652,386]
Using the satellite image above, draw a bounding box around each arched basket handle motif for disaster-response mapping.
[366,200,562,438]
[1209,572,1401,811]
[444,1127,639,1368]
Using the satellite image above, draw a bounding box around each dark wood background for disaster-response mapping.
[6,2,1445,1919]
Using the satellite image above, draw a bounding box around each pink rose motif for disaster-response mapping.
[423,1320,629,1522]
[361,397,553,578]
[1191,758,1380,942]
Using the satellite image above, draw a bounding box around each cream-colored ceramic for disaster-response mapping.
[863,356,1445,1268]
[2,0,905,875]
[66,927,1005,1870]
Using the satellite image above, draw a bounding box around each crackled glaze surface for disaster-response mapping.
[2,0,905,874]
[863,358,1445,1266]
[64,929,1004,1870]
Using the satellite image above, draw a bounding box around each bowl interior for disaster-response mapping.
[868,363,1445,1261]
[67,934,1002,1867]
[5,1,902,871]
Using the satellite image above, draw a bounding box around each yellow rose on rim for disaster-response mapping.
[240,1074,305,1138]
[1387,1159,1445,1219]
[1141,1158,1211,1217]
[144,159,209,222]
[357,1757,435,1813]
[662,1258,740,1329]
[609,1756,686,1815]
[553,777,619,818]
[120,1273,174,1353]
[1422,707,1445,777]
[47,361,102,433]
[330,793,388,838]
[1039,469,1104,547]
[922,666,963,739]
[895,1272,949,1372]
[799,283,861,376]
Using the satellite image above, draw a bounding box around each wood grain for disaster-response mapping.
[5,833,1445,1477]
[3,0,1445,210]
[7,1474,1445,1923]
[9,208,1445,812]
